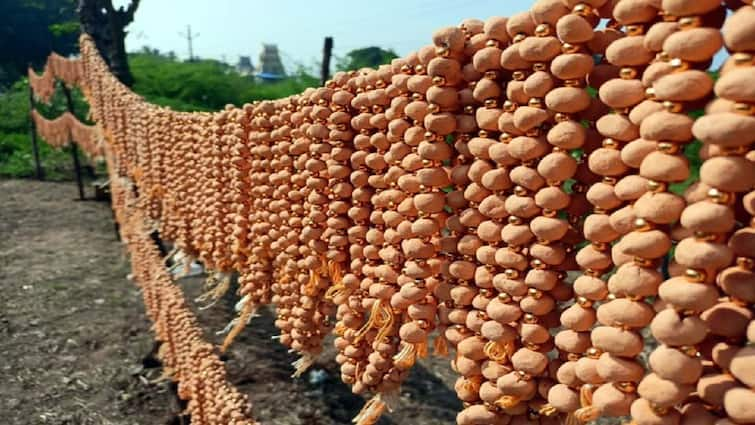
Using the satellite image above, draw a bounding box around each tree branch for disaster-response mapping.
[120,0,141,24]
[102,0,115,14]
[107,0,140,28]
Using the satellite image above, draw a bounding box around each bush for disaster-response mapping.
[0,78,91,180]
[0,51,318,179]
[129,52,318,111]
[0,131,72,180]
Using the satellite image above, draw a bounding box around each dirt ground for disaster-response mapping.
[0,179,461,425]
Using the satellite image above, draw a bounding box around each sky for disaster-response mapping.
[119,0,728,72]
[119,0,533,71]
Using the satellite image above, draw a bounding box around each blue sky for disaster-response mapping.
[120,0,532,70]
[118,0,727,72]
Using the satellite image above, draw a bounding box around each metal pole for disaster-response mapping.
[187,25,194,61]
[27,77,44,180]
[321,37,333,86]
[62,84,85,200]
[179,25,199,61]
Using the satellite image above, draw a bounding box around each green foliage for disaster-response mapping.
[0,78,91,180]
[0,80,29,134]
[0,131,72,180]
[668,108,705,195]
[130,53,238,111]
[669,140,702,195]
[49,21,80,37]
[244,74,319,102]
[336,47,398,72]
[0,0,79,87]
[129,51,318,111]
[1,49,318,178]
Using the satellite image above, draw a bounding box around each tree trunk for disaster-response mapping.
[78,0,139,87]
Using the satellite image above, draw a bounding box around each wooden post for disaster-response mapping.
[62,84,85,200]
[27,80,44,180]
[321,37,333,86]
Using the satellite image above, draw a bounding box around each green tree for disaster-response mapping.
[129,50,318,111]
[129,52,238,111]
[336,47,398,72]
[0,0,79,87]
[78,0,141,86]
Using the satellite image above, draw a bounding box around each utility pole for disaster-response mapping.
[321,36,333,86]
[179,25,199,61]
